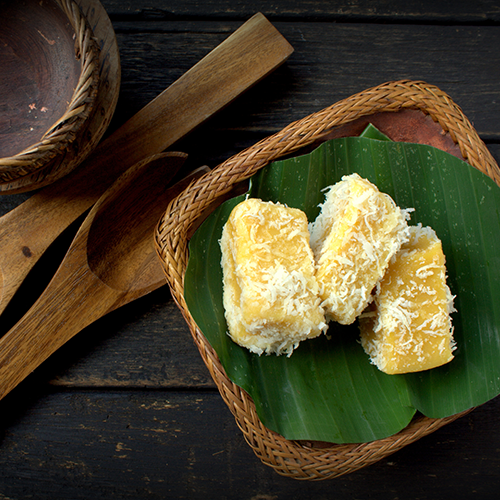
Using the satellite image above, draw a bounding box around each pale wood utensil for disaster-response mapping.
[0,152,210,400]
[0,12,293,316]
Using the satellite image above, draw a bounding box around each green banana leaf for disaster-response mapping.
[184,130,500,444]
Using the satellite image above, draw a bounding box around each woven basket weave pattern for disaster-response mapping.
[0,0,99,183]
[155,80,498,480]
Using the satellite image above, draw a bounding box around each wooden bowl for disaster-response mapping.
[155,80,499,480]
[0,0,100,188]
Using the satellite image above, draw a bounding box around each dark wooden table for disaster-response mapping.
[1,1,500,498]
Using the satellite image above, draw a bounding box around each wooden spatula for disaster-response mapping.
[0,13,293,316]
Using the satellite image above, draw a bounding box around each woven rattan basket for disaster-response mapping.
[0,0,99,186]
[154,80,499,480]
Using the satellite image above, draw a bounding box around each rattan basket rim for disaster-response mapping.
[0,0,100,184]
[154,79,499,481]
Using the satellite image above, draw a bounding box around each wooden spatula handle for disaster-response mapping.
[100,12,294,171]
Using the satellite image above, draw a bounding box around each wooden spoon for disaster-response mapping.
[0,12,293,316]
[0,152,209,400]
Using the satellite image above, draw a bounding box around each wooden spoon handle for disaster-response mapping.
[0,245,112,400]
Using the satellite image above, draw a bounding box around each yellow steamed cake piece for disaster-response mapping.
[359,224,456,374]
[310,173,412,325]
[220,198,327,356]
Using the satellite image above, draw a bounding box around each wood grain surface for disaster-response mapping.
[0,1,499,498]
